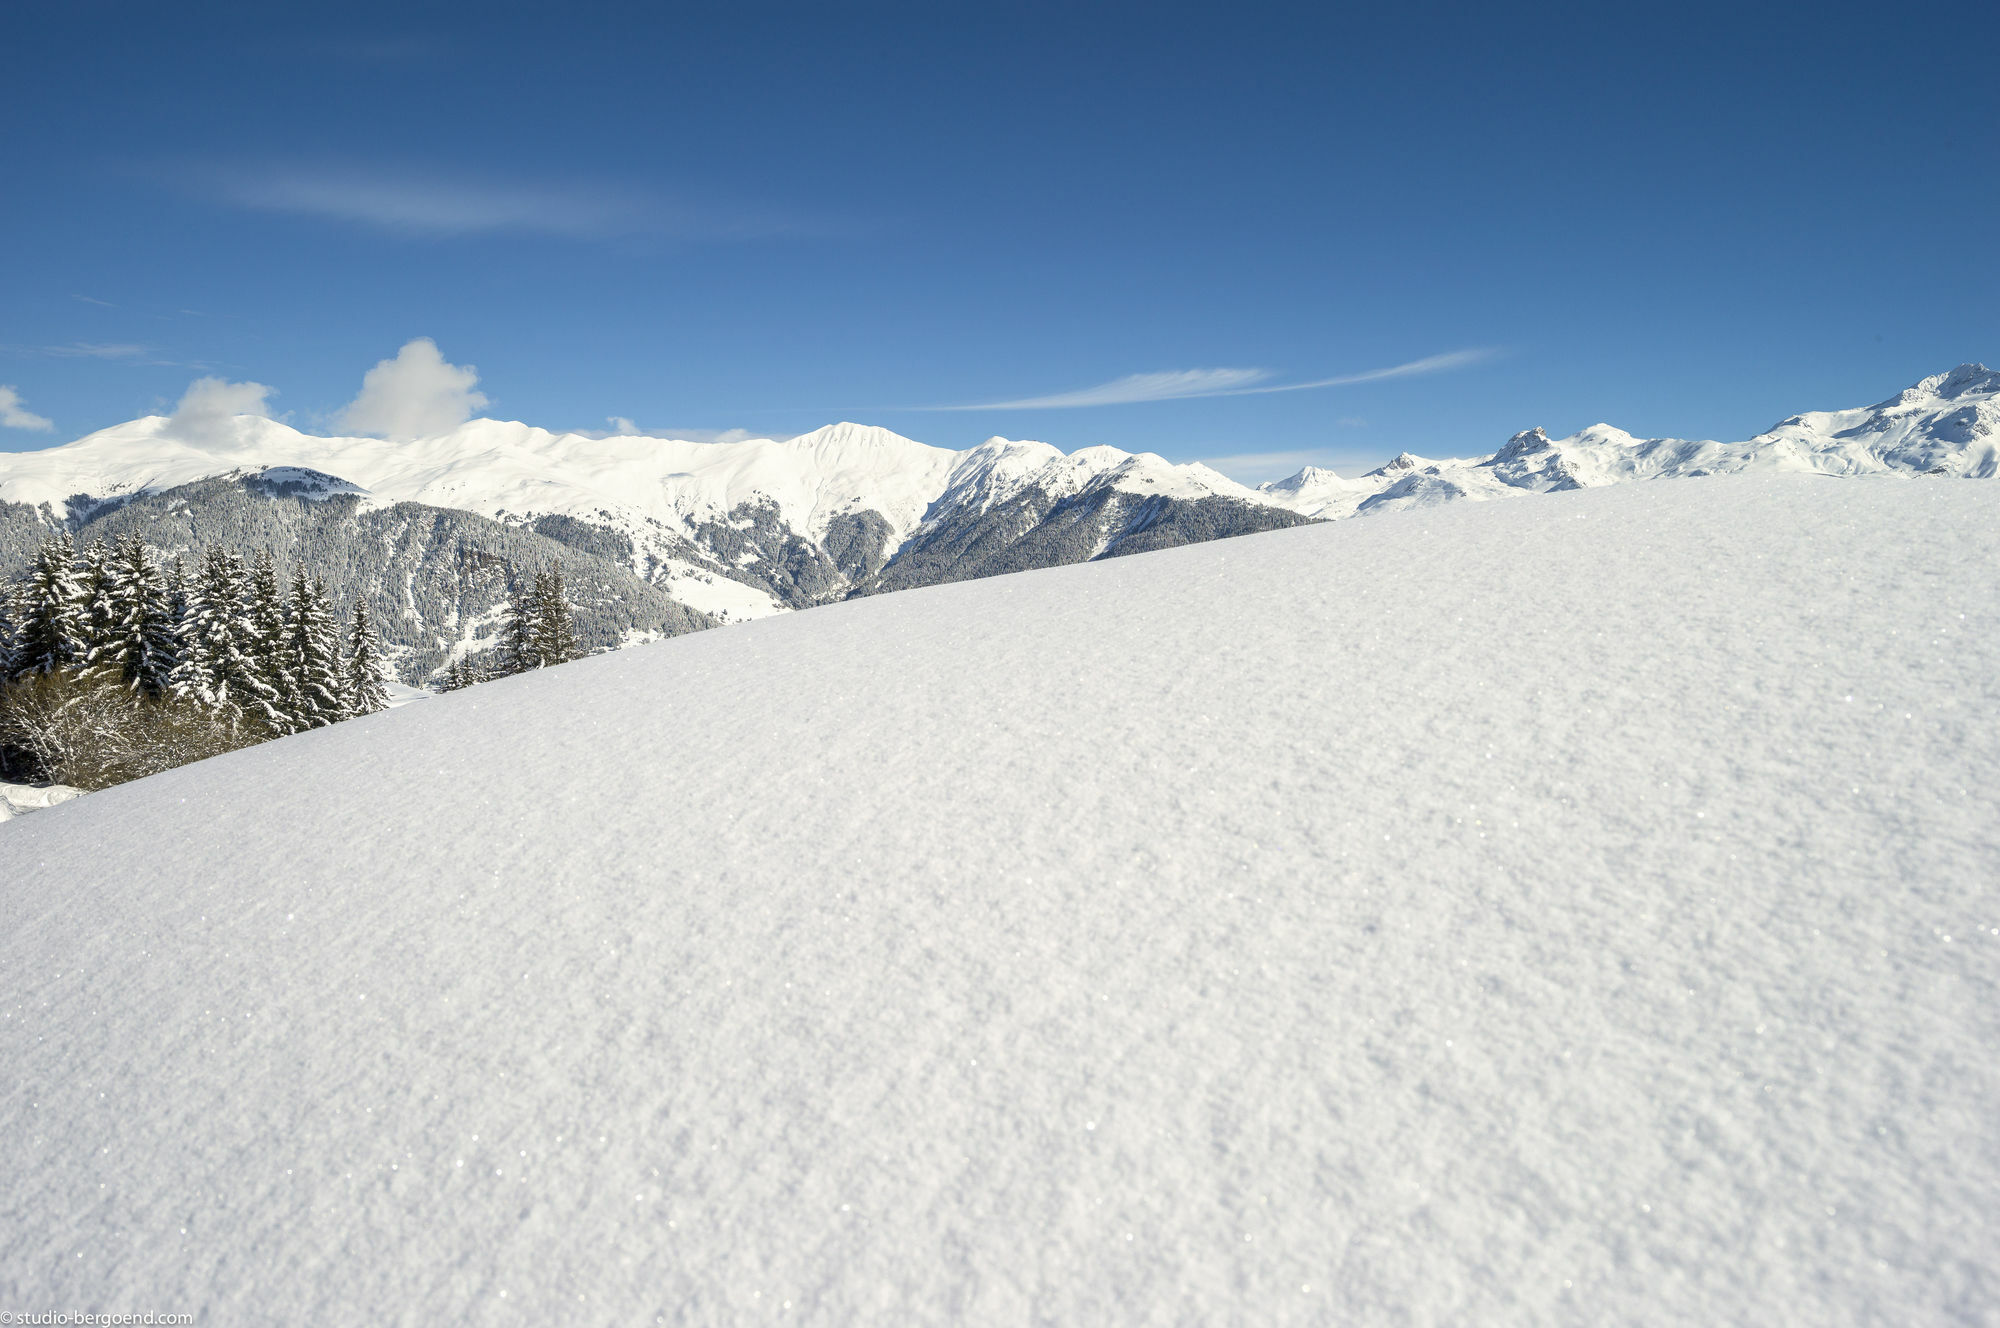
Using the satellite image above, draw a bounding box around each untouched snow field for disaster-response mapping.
[2,473,1996,1325]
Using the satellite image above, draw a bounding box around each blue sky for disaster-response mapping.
[4,0,1996,478]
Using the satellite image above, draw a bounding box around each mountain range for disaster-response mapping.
[1,363,1993,681]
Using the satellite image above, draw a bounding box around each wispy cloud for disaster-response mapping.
[932,368,1272,411]
[4,342,208,369]
[920,349,1496,411]
[0,386,54,432]
[1224,349,1496,396]
[185,162,811,242]
[40,342,152,360]
[71,294,117,308]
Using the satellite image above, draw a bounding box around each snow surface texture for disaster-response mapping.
[3,473,1997,1325]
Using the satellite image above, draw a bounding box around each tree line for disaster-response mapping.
[436,562,582,691]
[0,534,589,792]
[0,533,390,789]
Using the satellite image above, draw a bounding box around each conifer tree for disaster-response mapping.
[167,550,224,708]
[96,533,177,694]
[285,567,346,728]
[530,562,583,667]
[11,534,86,678]
[0,581,17,679]
[218,549,277,723]
[170,547,260,716]
[343,598,390,716]
[244,549,294,732]
[436,656,480,692]
[74,538,119,679]
[166,554,189,627]
[497,570,539,676]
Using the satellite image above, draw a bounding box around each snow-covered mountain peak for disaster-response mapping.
[1253,465,1383,519]
[784,421,935,455]
[1369,452,1432,476]
[925,436,1125,520]
[1873,362,1999,412]
[1100,452,1252,502]
[1566,423,1646,448]
[1261,465,1343,494]
[1495,427,1553,460]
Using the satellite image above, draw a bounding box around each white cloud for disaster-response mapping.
[336,338,488,440]
[167,377,276,443]
[923,349,1497,412]
[606,416,639,435]
[0,386,54,431]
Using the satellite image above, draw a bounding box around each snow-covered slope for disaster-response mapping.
[3,473,1995,1324]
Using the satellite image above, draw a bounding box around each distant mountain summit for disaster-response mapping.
[1,365,1993,680]
[1245,361,1998,521]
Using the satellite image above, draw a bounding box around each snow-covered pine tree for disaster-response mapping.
[285,567,346,728]
[74,538,120,681]
[10,534,86,679]
[97,533,178,694]
[217,549,276,724]
[170,547,260,716]
[243,549,294,733]
[0,580,17,679]
[530,562,582,667]
[497,569,538,676]
[435,656,480,692]
[343,598,390,716]
[167,549,225,709]
[311,576,350,722]
[166,554,189,628]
